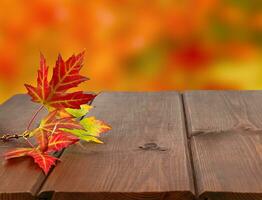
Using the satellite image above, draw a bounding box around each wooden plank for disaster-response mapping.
[183,91,262,200]
[39,92,195,200]
[0,94,47,200]
[184,90,262,136]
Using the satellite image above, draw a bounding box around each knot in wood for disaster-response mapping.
[139,142,168,151]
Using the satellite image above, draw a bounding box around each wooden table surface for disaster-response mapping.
[0,91,261,200]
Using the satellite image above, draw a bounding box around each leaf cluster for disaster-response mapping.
[4,52,111,174]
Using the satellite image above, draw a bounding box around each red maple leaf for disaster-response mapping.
[28,150,58,175]
[4,148,58,175]
[4,148,33,160]
[32,110,83,151]
[25,51,96,110]
[50,53,88,92]
[47,132,79,152]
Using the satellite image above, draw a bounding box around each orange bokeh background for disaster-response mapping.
[0,0,261,102]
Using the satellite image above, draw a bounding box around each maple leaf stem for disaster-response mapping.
[22,136,34,148]
[26,105,45,131]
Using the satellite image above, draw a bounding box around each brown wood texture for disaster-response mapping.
[39,92,195,200]
[184,90,262,136]
[183,91,262,200]
[0,94,47,200]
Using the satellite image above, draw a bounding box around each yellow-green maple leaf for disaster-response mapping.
[62,117,111,144]
[65,105,93,118]
[64,129,104,144]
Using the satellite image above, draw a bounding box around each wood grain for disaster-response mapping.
[183,91,262,200]
[184,90,262,136]
[39,92,195,200]
[0,94,47,200]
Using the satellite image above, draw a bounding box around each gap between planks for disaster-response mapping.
[181,93,200,200]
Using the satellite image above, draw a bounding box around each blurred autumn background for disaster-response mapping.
[0,0,261,103]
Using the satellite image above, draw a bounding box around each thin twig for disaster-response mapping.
[27,105,45,131]
[23,135,34,148]
[0,131,34,148]
[0,134,22,142]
